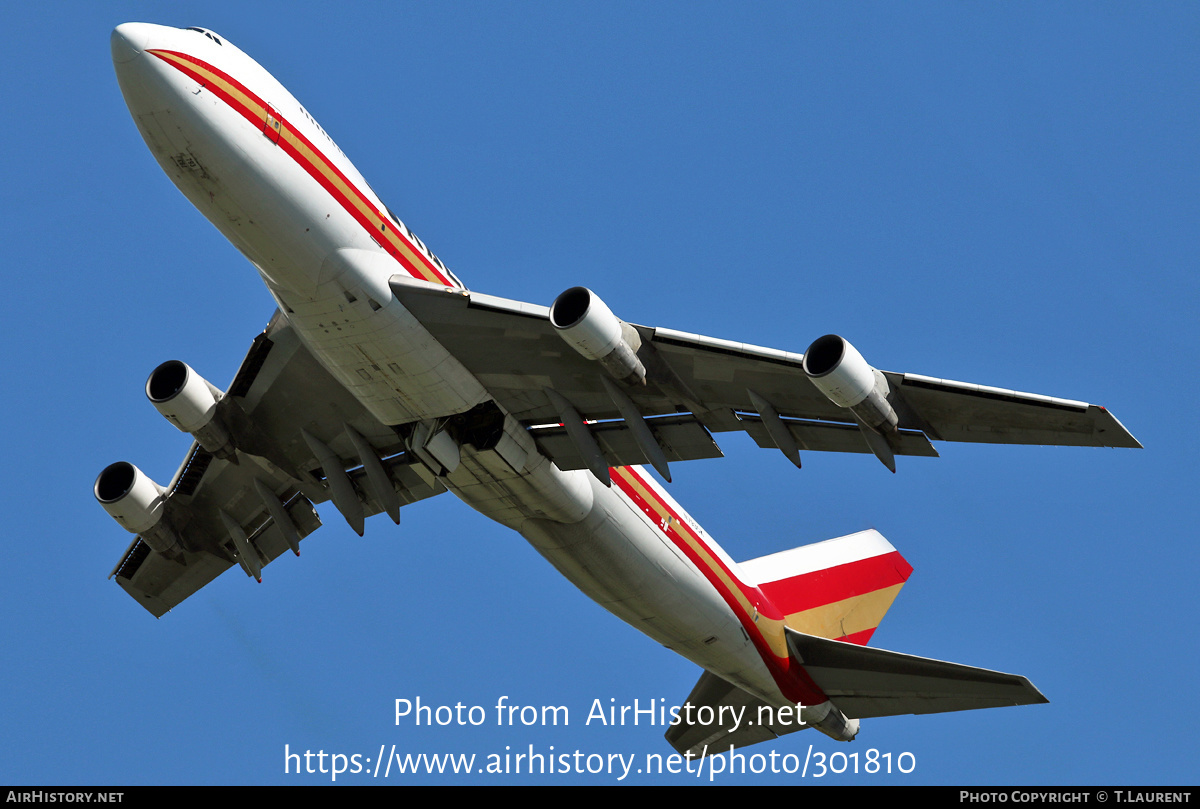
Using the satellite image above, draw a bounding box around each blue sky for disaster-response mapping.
[0,2,1195,785]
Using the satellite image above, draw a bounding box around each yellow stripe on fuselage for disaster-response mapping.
[613,467,790,661]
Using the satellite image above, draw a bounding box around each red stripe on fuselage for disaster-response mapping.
[147,49,454,287]
[610,466,828,707]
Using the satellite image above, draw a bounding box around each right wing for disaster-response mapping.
[387,278,1139,477]
[103,312,446,617]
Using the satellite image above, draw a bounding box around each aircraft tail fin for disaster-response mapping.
[665,531,1046,758]
[739,529,913,645]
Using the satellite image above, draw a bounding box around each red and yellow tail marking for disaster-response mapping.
[147,49,454,288]
[757,548,912,646]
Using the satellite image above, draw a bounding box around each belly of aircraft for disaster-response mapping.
[519,475,782,704]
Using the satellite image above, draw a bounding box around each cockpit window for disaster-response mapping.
[185,27,223,46]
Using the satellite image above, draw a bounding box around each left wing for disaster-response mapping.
[388,277,1139,477]
[102,313,446,616]
[664,671,805,757]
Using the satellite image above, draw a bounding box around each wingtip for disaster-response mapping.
[1092,404,1142,449]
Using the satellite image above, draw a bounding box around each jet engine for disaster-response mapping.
[550,287,646,385]
[802,335,899,432]
[94,461,181,555]
[146,360,236,459]
[803,700,860,743]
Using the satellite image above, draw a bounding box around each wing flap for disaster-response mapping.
[528,414,723,471]
[113,492,321,618]
[739,414,939,458]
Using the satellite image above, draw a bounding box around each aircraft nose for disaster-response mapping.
[111,23,150,64]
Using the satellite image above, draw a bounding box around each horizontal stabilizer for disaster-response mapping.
[664,671,808,757]
[785,628,1047,719]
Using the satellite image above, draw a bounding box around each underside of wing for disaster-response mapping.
[389,277,1138,478]
[888,373,1139,447]
[103,312,446,617]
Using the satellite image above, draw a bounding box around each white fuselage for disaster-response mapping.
[111,23,825,715]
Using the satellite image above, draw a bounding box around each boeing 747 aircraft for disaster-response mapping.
[98,23,1139,755]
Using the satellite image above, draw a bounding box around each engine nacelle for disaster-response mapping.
[550,287,646,385]
[94,461,180,554]
[803,334,898,431]
[146,360,235,459]
[803,700,860,743]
